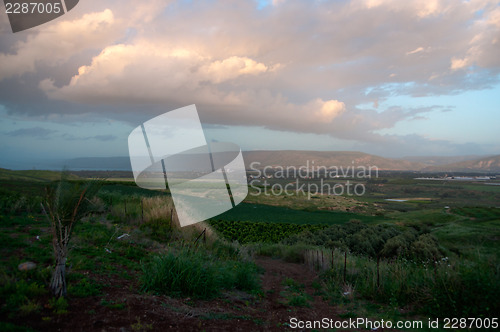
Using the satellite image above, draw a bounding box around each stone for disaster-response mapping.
[18,261,37,271]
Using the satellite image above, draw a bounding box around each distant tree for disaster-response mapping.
[41,175,102,297]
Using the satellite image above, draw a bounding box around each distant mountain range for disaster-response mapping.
[243,150,424,170]
[423,155,500,172]
[400,155,490,166]
[47,151,500,173]
[60,157,132,171]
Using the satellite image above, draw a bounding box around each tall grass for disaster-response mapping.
[140,247,261,299]
[252,243,314,263]
[101,192,175,224]
[142,196,175,224]
[322,249,500,317]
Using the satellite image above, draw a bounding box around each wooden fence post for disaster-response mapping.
[344,252,347,283]
[194,228,206,246]
[377,255,380,288]
[316,250,319,270]
[141,199,144,224]
[307,249,314,270]
[321,250,324,270]
[331,250,334,270]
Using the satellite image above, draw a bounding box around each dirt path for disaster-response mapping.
[29,257,341,331]
[256,257,340,330]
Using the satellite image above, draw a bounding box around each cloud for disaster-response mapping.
[1,0,500,152]
[314,99,346,122]
[5,127,56,139]
[93,135,117,142]
[39,41,277,104]
[406,47,424,55]
[0,9,116,80]
[201,56,271,83]
[450,57,469,70]
[363,0,446,17]
[62,133,117,141]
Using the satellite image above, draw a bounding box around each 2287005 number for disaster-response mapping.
[5,2,62,14]
[443,317,498,329]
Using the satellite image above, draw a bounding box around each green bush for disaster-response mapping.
[282,243,312,263]
[0,279,47,318]
[285,222,440,260]
[209,219,326,244]
[322,250,499,318]
[0,188,42,215]
[48,297,68,314]
[210,240,241,260]
[253,243,284,258]
[140,247,260,299]
[410,234,441,261]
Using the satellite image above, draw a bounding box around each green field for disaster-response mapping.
[213,202,382,225]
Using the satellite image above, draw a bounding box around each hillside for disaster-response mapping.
[0,168,80,182]
[401,155,489,166]
[6,152,500,173]
[60,157,132,171]
[38,152,425,171]
[243,150,424,170]
[425,155,500,173]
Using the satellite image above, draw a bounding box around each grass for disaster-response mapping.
[432,218,500,260]
[451,206,500,220]
[140,246,261,299]
[280,278,311,307]
[252,243,313,263]
[321,249,500,318]
[387,209,460,228]
[0,278,48,319]
[67,276,102,298]
[100,298,126,309]
[0,322,37,332]
[48,297,69,315]
[0,188,156,324]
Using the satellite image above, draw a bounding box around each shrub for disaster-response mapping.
[209,220,326,244]
[48,297,68,314]
[282,243,312,263]
[0,279,47,319]
[322,251,499,318]
[253,243,284,258]
[67,277,101,298]
[410,234,442,261]
[140,247,260,299]
[285,223,438,261]
[210,240,241,260]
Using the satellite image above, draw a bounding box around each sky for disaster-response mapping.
[1,0,499,169]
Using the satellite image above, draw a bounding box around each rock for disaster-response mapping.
[18,261,37,271]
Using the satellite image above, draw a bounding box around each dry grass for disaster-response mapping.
[142,196,175,224]
[141,196,219,244]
